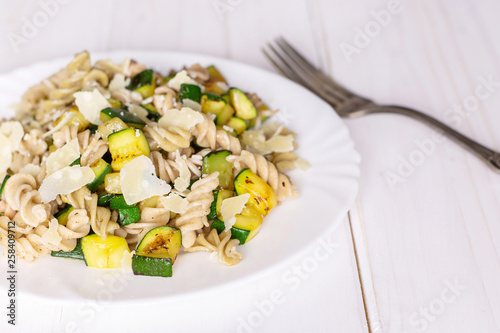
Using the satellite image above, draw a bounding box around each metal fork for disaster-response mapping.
[263,37,500,170]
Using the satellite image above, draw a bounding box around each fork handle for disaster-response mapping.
[351,105,500,170]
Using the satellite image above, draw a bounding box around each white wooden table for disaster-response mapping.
[1,0,500,332]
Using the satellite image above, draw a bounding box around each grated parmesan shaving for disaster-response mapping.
[39,166,95,203]
[181,99,202,112]
[74,88,111,125]
[46,138,80,175]
[108,73,127,92]
[120,250,134,271]
[0,121,24,152]
[120,155,171,205]
[240,128,294,155]
[159,193,188,214]
[167,70,202,91]
[158,107,204,132]
[0,133,12,175]
[41,218,62,246]
[220,194,250,231]
[173,155,191,192]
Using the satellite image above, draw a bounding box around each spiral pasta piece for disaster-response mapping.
[9,152,42,174]
[150,151,202,184]
[175,172,219,248]
[228,150,298,201]
[19,68,68,117]
[52,124,79,148]
[193,113,241,154]
[95,58,126,75]
[153,85,179,115]
[0,216,50,263]
[79,132,108,167]
[34,51,93,123]
[143,125,191,153]
[2,173,50,228]
[186,64,210,83]
[185,229,242,266]
[269,152,299,173]
[61,187,119,240]
[19,129,48,156]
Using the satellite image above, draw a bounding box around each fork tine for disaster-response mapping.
[264,43,343,107]
[263,45,306,85]
[267,40,347,105]
[275,37,355,98]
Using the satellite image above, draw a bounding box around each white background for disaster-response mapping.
[1,0,500,332]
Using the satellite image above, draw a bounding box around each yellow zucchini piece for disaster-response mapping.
[108,128,150,171]
[81,234,130,269]
[104,172,122,194]
[234,168,277,216]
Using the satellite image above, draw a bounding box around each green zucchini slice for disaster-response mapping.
[109,195,141,226]
[51,238,84,260]
[81,234,130,268]
[234,168,277,216]
[100,107,146,129]
[136,226,182,263]
[226,116,247,135]
[117,206,141,226]
[229,88,257,120]
[132,255,172,277]
[179,83,202,103]
[201,93,226,116]
[108,128,150,171]
[202,150,233,189]
[127,69,156,98]
[87,159,112,191]
[109,195,133,210]
[97,193,117,206]
[215,103,235,126]
[55,205,74,226]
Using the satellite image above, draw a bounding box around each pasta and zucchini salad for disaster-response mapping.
[0,51,307,277]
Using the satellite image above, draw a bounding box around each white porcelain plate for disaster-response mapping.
[0,51,360,304]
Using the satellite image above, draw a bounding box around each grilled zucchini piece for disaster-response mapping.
[234,168,277,216]
[108,128,150,171]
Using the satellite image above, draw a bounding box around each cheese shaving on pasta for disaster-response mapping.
[39,165,95,203]
[158,107,204,131]
[167,70,202,91]
[120,155,171,205]
[181,99,202,112]
[220,194,250,231]
[74,88,110,125]
[173,155,191,192]
[0,121,24,152]
[240,128,294,155]
[120,250,134,271]
[159,193,188,214]
[0,133,12,174]
[46,138,80,175]
[108,73,127,92]
[41,218,63,246]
